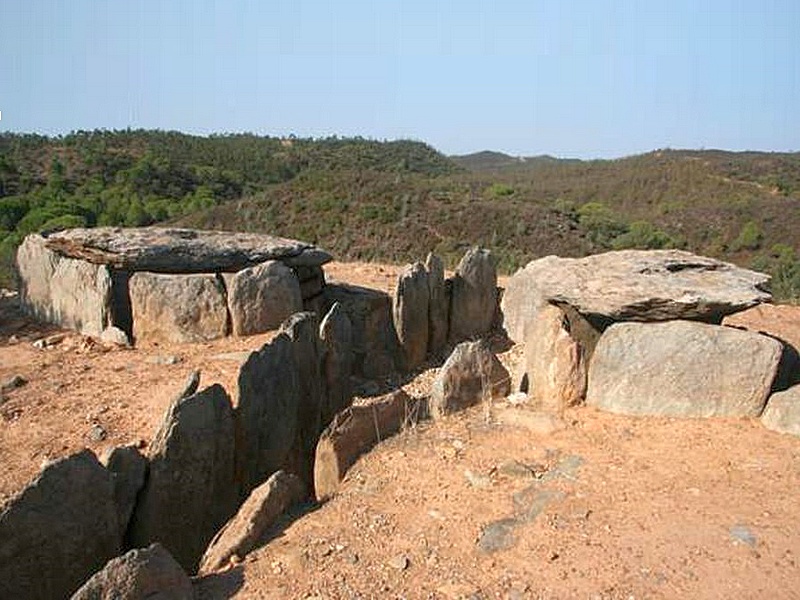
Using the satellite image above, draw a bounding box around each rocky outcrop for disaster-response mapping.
[44,226,332,272]
[448,248,498,344]
[199,471,306,574]
[314,390,420,501]
[102,445,148,540]
[323,282,400,378]
[502,250,772,343]
[521,305,586,413]
[71,543,193,600]
[393,262,430,370]
[761,385,800,437]
[129,272,229,343]
[223,260,303,336]
[0,450,121,600]
[430,341,510,419]
[425,252,448,357]
[17,234,114,336]
[319,302,354,424]
[586,321,783,418]
[128,384,238,573]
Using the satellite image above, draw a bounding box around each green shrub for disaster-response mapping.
[577,202,628,247]
[731,221,763,251]
[612,221,678,250]
[486,183,515,198]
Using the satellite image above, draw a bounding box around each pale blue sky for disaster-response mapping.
[1,0,798,157]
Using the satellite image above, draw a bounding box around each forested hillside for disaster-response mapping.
[1,130,799,301]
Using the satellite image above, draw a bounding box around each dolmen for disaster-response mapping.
[16,227,331,344]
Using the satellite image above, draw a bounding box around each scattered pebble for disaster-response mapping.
[730,524,757,547]
[88,424,107,442]
[464,469,492,489]
[1,375,27,393]
[388,554,410,571]
[147,354,182,366]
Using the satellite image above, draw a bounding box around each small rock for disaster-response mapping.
[1,375,27,393]
[478,518,518,553]
[100,326,131,347]
[464,469,492,489]
[388,554,410,571]
[147,355,182,366]
[497,459,537,479]
[730,524,757,547]
[88,424,108,442]
[210,351,253,363]
[506,392,528,405]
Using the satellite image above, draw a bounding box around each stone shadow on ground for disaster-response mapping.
[193,565,245,599]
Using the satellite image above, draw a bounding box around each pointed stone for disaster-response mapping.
[393,262,430,370]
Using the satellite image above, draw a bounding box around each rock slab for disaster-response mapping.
[319,302,355,424]
[448,247,498,344]
[102,444,148,539]
[521,305,586,412]
[224,260,303,336]
[71,543,193,600]
[425,252,448,357]
[44,226,332,271]
[393,262,430,370]
[128,384,238,573]
[761,385,800,436]
[129,272,229,343]
[502,250,772,343]
[430,341,510,418]
[0,449,121,600]
[199,471,305,574]
[587,321,783,418]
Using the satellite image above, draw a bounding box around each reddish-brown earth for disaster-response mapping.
[2,262,799,599]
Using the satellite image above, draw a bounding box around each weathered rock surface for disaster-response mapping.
[0,449,121,600]
[723,303,800,389]
[129,272,229,343]
[502,250,772,343]
[44,226,332,271]
[314,390,420,501]
[224,260,303,336]
[425,252,448,357]
[102,445,148,539]
[761,385,800,437]
[320,302,354,425]
[281,312,325,487]
[128,384,237,573]
[17,234,114,336]
[324,282,400,378]
[71,543,193,600]
[448,248,498,344]
[521,305,586,412]
[587,321,783,418]
[199,471,306,574]
[430,341,511,419]
[393,262,430,370]
[236,332,309,497]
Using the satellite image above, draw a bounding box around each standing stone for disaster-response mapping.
[521,305,586,413]
[223,260,303,336]
[319,302,354,425]
[17,234,114,336]
[448,248,498,344]
[199,471,306,574]
[586,321,783,418]
[761,385,800,437]
[71,543,193,600]
[128,384,237,573]
[236,334,303,497]
[102,445,148,539]
[129,272,229,343]
[323,283,400,378]
[393,262,430,371]
[0,450,121,600]
[425,253,448,357]
[430,341,511,419]
[281,312,325,488]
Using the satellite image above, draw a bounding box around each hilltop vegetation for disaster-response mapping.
[1,130,799,301]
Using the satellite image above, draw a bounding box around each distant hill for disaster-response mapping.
[1,131,798,301]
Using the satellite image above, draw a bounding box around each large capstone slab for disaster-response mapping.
[43,226,332,272]
[502,249,771,343]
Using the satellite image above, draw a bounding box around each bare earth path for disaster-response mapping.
[1,261,799,599]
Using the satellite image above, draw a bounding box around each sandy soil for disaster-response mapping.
[2,261,800,599]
